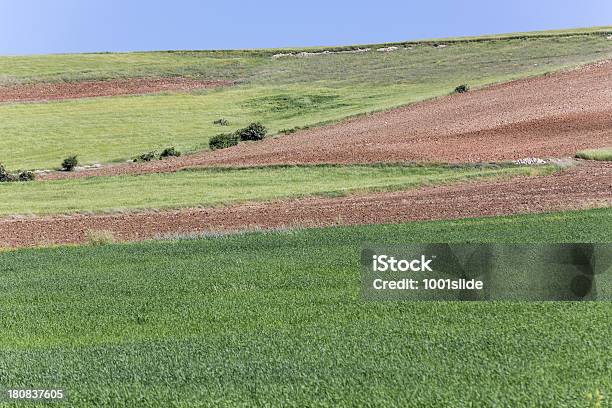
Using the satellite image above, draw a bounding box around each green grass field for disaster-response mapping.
[1,208,610,406]
[1,31,611,169]
[0,164,553,216]
[576,147,612,161]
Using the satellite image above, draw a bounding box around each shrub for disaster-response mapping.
[213,118,230,126]
[0,164,10,182]
[62,155,78,171]
[160,147,181,158]
[0,164,17,182]
[236,122,267,141]
[209,133,239,150]
[0,164,34,182]
[454,84,470,93]
[18,170,35,182]
[85,229,115,246]
[134,151,157,162]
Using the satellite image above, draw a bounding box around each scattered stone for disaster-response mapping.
[377,46,399,52]
[74,163,103,171]
[272,48,371,59]
[513,157,548,165]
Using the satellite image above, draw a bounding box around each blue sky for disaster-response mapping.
[0,0,610,55]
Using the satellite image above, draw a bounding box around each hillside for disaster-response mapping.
[1,25,611,407]
[1,28,611,169]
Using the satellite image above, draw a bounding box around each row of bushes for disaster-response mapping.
[0,164,35,182]
[3,123,261,180]
[60,146,181,171]
[1,155,79,177]
[209,122,267,151]
[133,147,181,163]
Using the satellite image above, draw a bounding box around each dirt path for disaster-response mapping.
[0,78,232,103]
[40,60,612,181]
[3,161,610,248]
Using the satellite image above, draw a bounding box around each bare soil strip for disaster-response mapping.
[40,60,612,180]
[0,78,232,103]
[3,161,610,248]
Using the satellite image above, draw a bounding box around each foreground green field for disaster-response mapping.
[0,163,552,216]
[0,208,610,406]
[1,30,611,169]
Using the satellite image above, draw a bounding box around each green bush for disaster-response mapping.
[454,84,470,93]
[18,171,35,182]
[0,164,34,182]
[62,155,78,171]
[213,118,230,126]
[134,151,157,162]
[209,133,239,150]
[0,164,16,182]
[236,122,267,141]
[160,147,181,159]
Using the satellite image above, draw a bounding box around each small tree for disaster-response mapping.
[0,163,14,182]
[209,133,239,150]
[134,151,157,162]
[62,155,78,171]
[18,170,35,181]
[160,147,181,158]
[236,122,267,141]
[454,84,470,94]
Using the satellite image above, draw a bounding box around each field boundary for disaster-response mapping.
[140,27,612,55]
[2,161,609,248]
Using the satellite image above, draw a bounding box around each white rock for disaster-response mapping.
[273,48,371,59]
[377,46,399,52]
[513,157,547,165]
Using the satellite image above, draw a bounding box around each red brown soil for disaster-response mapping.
[40,60,612,181]
[3,161,610,248]
[0,78,232,103]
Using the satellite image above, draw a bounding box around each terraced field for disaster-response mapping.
[1,27,611,407]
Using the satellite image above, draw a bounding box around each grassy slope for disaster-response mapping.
[1,27,611,84]
[0,208,610,406]
[0,164,553,216]
[1,33,611,169]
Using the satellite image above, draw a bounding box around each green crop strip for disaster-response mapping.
[0,208,610,406]
[576,147,612,161]
[0,163,555,216]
